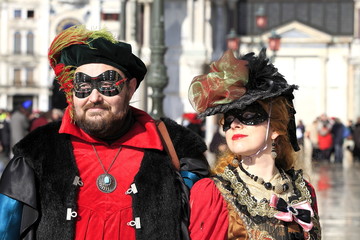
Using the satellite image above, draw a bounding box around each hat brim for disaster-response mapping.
[199,84,298,117]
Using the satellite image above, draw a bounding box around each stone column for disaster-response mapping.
[212,0,227,60]
[119,0,127,40]
[179,0,212,113]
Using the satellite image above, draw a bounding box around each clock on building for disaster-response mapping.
[56,18,82,34]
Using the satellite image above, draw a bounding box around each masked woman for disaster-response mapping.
[188,49,321,240]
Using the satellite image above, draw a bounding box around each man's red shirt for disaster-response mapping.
[59,107,163,239]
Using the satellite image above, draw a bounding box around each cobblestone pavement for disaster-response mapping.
[312,161,360,240]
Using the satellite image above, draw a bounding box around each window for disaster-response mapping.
[14,32,21,54]
[27,10,34,18]
[14,69,21,86]
[26,68,34,86]
[26,31,34,54]
[101,13,120,21]
[14,10,21,18]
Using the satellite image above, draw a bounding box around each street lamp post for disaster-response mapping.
[255,6,267,30]
[119,0,126,40]
[228,0,238,33]
[268,30,281,62]
[147,0,168,119]
[255,5,267,49]
[226,29,240,57]
[254,6,281,62]
[225,0,240,56]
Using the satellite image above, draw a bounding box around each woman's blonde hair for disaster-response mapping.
[212,97,296,175]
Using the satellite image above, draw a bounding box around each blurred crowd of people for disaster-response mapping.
[303,113,359,164]
[0,105,64,161]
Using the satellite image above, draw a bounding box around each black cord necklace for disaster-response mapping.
[92,144,122,193]
[239,162,290,194]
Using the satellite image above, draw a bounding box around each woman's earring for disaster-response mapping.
[233,156,239,165]
[271,140,277,159]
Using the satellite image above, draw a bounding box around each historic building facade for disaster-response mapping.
[0,0,51,111]
[234,0,357,126]
[0,0,359,131]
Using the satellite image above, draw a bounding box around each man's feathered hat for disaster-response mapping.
[188,49,300,151]
[48,25,147,115]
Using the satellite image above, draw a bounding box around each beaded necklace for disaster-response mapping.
[239,162,290,194]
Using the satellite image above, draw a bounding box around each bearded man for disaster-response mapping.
[0,25,209,240]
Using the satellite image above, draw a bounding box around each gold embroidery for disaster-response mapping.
[214,166,321,240]
[217,166,312,218]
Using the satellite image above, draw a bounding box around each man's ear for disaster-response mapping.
[127,78,137,98]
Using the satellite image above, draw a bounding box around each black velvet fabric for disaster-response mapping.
[132,149,182,240]
[132,118,208,240]
[161,118,208,162]
[60,38,147,88]
[11,122,79,240]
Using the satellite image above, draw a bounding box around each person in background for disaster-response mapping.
[209,125,227,157]
[353,117,360,162]
[346,120,354,137]
[331,117,345,163]
[317,115,333,161]
[9,104,30,151]
[182,113,205,138]
[188,49,321,239]
[29,111,53,132]
[296,120,305,147]
[51,108,64,122]
[306,118,320,161]
[0,111,11,159]
[0,25,209,240]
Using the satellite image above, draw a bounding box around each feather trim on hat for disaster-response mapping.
[48,25,119,119]
[48,25,117,69]
[191,48,298,117]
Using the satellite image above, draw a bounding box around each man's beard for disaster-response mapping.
[74,104,128,140]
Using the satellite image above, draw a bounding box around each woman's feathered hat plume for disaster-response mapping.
[188,50,249,114]
[188,48,300,151]
[189,48,297,116]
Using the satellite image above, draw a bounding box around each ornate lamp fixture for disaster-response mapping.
[268,30,282,62]
[255,6,267,29]
[226,29,240,56]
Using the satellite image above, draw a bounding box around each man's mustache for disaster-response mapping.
[83,103,110,111]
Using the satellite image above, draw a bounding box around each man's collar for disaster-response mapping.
[59,107,163,150]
